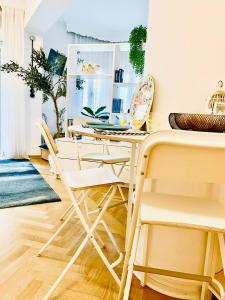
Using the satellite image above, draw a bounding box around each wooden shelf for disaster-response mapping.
[113,82,137,86]
[66,42,138,125]
[68,73,113,78]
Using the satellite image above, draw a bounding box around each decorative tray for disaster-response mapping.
[169,113,225,132]
[93,129,149,136]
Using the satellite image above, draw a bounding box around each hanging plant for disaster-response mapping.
[129,25,147,76]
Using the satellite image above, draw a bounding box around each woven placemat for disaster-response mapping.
[94,129,149,136]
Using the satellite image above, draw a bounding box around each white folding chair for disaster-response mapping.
[73,117,129,201]
[118,130,225,300]
[38,121,125,300]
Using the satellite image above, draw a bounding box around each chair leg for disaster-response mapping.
[42,234,90,300]
[110,163,117,175]
[42,187,119,300]
[123,224,141,300]
[200,232,214,300]
[141,224,150,287]
[83,197,105,249]
[60,191,83,221]
[60,204,73,221]
[118,185,127,203]
[116,162,126,177]
[38,191,89,256]
[100,220,121,255]
[97,185,113,208]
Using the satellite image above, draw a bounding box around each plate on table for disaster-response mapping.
[86,122,114,126]
[91,124,130,131]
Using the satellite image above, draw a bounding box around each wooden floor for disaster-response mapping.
[0,157,177,300]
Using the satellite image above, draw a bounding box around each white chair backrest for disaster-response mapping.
[139,130,225,186]
[38,122,90,229]
[40,120,82,171]
[40,120,59,154]
[38,121,62,170]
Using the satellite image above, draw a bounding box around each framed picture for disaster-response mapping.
[130,74,154,130]
[47,49,67,76]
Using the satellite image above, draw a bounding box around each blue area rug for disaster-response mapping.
[0,159,61,209]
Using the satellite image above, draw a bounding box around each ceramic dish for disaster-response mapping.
[86,122,114,126]
[90,124,130,131]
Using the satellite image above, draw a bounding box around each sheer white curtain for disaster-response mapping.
[0,6,27,158]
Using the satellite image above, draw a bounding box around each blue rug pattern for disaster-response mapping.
[0,160,61,209]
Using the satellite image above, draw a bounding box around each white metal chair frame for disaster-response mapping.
[72,117,129,201]
[42,121,127,222]
[38,121,124,300]
[77,138,128,203]
[118,130,225,300]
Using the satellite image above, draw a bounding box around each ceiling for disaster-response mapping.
[63,0,149,42]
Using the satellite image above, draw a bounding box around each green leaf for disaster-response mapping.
[98,115,109,120]
[82,107,95,116]
[81,112,96,118]
[95,106,107,115]
[97,112,109,116]
[42,93,49,103]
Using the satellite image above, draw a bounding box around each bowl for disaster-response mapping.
[169,113,225,132]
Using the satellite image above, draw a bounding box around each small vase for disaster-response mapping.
[118,69,124,83]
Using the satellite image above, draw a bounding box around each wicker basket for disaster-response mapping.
[169,113,225,132]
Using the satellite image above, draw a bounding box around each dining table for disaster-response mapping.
[68,124,148,243]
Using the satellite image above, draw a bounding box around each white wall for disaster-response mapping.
[25,0,73,35]
[145,0,225,128]
[25,0,41,23]
[64,0,148,42]
[42,20,74,134]
[43,20,73,58]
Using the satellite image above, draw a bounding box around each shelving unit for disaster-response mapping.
[66,43,139,129]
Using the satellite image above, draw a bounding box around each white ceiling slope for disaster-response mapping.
[63,0,148,42]
[25,0,73,35]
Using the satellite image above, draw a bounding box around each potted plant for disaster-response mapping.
[129,25,147,76]
[81,106,109,121]
[0,48,66,138]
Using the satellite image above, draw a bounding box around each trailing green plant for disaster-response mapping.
[129,25,147,76]
[81,106,109,120]
[0,48,67,138]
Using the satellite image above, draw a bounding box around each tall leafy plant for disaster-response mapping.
[0,48,66,138]
[129,25,147,76]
